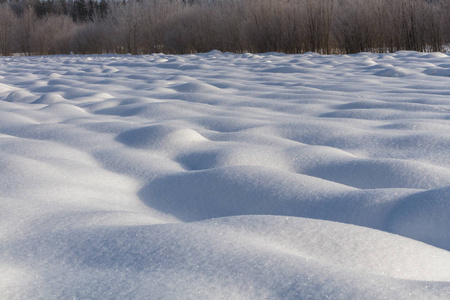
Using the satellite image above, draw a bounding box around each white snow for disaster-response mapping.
[1,51,449,299]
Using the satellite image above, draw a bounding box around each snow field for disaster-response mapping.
[0,51,449,299]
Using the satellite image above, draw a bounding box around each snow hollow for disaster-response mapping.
[1,51,450,299]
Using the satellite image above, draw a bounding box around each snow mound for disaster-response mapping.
[0,110,38,126]
[5,216,450,299]
[387,186,450,250]
[304,158,450,189]
[116,124,208,150]
[423,67,450,77]
[172,81,224,93]
[139,165,354,221]
[5,90,38,103]
[176,145,292,171]
[32,93,66,104]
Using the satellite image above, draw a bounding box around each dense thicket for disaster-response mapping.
[0,0,449,55]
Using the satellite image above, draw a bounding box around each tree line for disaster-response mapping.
[0,0,449,56]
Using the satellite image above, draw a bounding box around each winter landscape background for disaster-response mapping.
[1,50,450,298]
[1,0,450,56]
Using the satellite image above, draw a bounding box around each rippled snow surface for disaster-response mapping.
[1,51,449,299]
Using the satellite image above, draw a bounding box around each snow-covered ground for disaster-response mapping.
[1,51,450,299]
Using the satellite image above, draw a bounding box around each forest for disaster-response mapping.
[0,0,449,56]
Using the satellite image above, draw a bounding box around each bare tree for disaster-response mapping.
[0,4,14,55]
[14,5,36,54]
